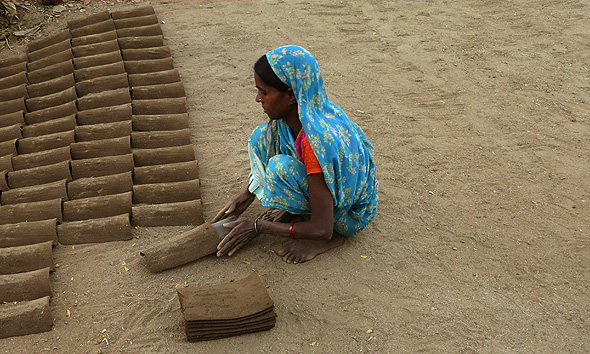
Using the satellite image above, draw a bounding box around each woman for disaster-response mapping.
[213,45,378,264]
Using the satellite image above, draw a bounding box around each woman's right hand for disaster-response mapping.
[212,187,256,222]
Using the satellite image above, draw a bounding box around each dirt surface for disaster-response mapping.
[1,0,590,353]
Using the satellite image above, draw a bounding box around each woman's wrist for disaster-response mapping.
[253,216,262,235]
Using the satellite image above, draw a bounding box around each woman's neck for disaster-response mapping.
[285,107,301,138]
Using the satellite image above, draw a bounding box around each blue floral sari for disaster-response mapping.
[248,45,378,236]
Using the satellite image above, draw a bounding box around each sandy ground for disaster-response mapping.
[1,0,590,353]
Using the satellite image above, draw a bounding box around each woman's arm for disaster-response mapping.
[212,186,256,222]
[216,172,335,257]
[258,172,334,240]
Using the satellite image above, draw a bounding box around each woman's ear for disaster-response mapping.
[287,88,296,104]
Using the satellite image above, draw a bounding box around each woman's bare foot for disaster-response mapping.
[277,233,344,264]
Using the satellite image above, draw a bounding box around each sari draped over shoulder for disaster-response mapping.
[248,45,378,236]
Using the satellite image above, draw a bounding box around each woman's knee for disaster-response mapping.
[266,154,307,186]
[262,155,310,213]
[268,155,304,173]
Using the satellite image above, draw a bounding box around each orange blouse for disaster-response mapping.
[301,136,323,175]
[295,130,322,175]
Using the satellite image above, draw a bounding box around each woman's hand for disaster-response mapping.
[216,217,259,257]
[213,188,256,222]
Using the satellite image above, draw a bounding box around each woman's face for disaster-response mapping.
[254,73,294,121]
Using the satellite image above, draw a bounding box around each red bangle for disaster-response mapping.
[289,222,297,240]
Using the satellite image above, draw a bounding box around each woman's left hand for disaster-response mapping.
[216,217,259,257]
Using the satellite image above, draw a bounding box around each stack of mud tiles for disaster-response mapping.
[177,272,276,342]
[111,7,202,227]
[64,10,133,244]
[0,5,202,339]
[0,48,59,339]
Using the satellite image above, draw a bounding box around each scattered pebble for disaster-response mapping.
[52,5,66,13]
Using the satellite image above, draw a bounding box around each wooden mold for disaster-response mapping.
[111,6,155,19]
[25,86,77,112]
[77,88,131,111]
[128,69,180,86]
[0,111,25,129]
[72,39,120,58]
[0,72,28,90]
[74,61,125,82]
[0,296,53,339]
[71,30,118,47]
[70,153,134,179]
[11,146,71,171]
[113,14,159,29]
[27,49,73,72]
[139,222,219,273]
[26,74,75,99]
[131,199,204,227]
[17,130,75,155]
[124,57,174,75]
[132,97,187,115]
[76,73,129,97]
[67,171,133,200]
[7,160,71,189]
[22,114,77,138]
[69,19,116,38]
[1,179,68,205]
[27,39,71,63]
[0,98,26,116]
[62,191,132,222]
[0,219,57,248]
[0,267,51,302]
[116,23,163,38]
[0,198,62,225]
[71,136,131,159]
[0,241,54,275]
[75,120,132,142]
[58,213,131,245]
[131,82,185,100]
[0,83,28,101]
[0,123,22,142]
[76,103,132,125]
[133,144,195,167]
[72,50,122,70]
[121,46,171,61]
[131,128,191,149]
[133,179,201,204]
[67,10,111,30]
[27,29,70,52]
[27,61,74,85]
[117,35,164,50]
[24,100,76,125]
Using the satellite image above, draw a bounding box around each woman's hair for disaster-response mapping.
[254,55,291,92]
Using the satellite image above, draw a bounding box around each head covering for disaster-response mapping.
[266,45,378,223]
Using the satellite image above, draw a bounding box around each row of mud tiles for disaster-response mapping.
[0,6,204,339]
